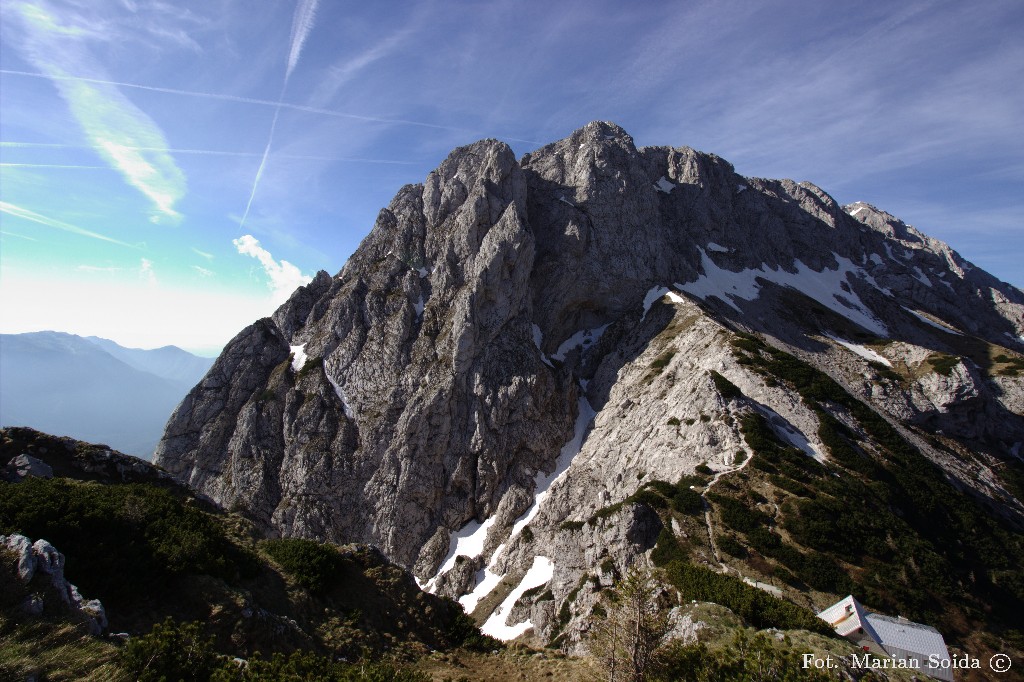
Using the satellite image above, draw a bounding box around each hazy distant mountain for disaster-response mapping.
[0,332,213,458]
[85,335,214,385]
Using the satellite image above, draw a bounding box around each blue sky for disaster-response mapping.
[1,0,1022,355]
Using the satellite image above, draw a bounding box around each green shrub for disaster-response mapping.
[706,493,770,534]
[121,618,219,682]
[926,354,960,376]
[695,463,713,476]
[658,631,834,681]
[664,562,830,634]
[710,371,743,401]
[716,535,746,558]
[671,488,704,515]
[649,350,676,371]
[297,356,323,378]
[643,480,677,498]
[444,610,502,653]
[667,417,681,426]
[0,479,253,609]
[651,528,689,567]
[260,538,343,593]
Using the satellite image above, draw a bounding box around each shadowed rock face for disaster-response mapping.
[155,121,1024,645]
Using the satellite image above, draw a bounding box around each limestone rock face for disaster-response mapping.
[155,122,1024,647]
[1,534,107,634]
[3,454,53,481]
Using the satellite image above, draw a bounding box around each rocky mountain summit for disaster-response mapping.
[155,122,1024,653]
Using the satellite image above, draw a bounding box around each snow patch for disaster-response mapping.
[754,404,824,463]
[508,397,596,539]
[848,205,868,216]
[424,515,497,594]
[707,242,730,253]
[480,556,554,640]
[551,325,610,361]
[675,248,888,335]
[640,286,687,323]
[458,397,596,612]
[655,176,675,194]
[413,295,425,317]
[902,307,963,335]
[460,554,506,613]
[869,253,883,266]
[736,184,747,193]
[912,266,932,287]
[417,266,430,278]
[558,196,575,207]
[532,324,554,367]
[289,344,307,373]
[325,370,355,419]
[824,334,892,367]
[641,286,669,322]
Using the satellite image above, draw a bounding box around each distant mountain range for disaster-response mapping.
[0,332,213,458]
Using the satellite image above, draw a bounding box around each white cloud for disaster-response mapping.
[5,1,186,220]
[233,234,311,305]
[138,258,156,285]
[192,265,214,277]
[191,247,214,260]
[76,264,121,273]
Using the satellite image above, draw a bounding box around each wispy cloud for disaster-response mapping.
[192,265,214,278]
[77,264,122,273]
[0,200,138,248]
[0,69,471,134]
[286,0,320,83]
[191,247,214,260]
[138,257,157,285]
[233,234,311,305]
[308,24,416,108]
[4,2,186,221]
[0,140,420,164]
[0,230,38,242]
[0,163,108,169]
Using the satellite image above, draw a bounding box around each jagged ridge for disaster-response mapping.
[154,121,1024,654]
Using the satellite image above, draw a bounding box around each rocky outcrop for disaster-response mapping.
[1,427,181,489]
[3,454,53,481]
[1,534,107,635]
[155,122,1024,647]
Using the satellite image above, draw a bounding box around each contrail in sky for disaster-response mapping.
[0,201,139,248]
[0,70,543,143]
[239,0,321,230]
[0,143,419,164]
[238,105,282,230]
[287,0,320,83]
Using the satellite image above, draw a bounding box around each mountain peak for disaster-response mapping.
[154,125,1024,653]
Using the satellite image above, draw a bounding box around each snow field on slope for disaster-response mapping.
[480,556,554,640]
[824,334,892,367]
[676,248,888,335]
[290,344,307,373]
[451,396,596,611]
